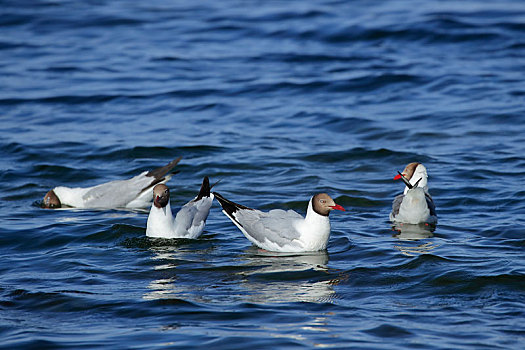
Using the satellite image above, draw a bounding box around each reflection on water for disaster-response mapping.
[144,276,179,300]
[143,245,340,304]
[240,248,330,274]
[391,223,440,256]
[393,241,440,256]
[143,244,209,301]
[237,249,338,304]
[391,223,435,241]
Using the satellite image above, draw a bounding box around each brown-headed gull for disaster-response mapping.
[146,177,214,239]
[389,162,437,225]
[42,157,181,209]
[214,192,345,253]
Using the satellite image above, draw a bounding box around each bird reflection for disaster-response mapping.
[240,247,330,273]
[143,244,341,304]
[391,223,439,256]
[142,243,213,301]
[391,222,434,241]
[235,248,339,304]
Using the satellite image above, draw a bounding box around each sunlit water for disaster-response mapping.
[1,0,524,348]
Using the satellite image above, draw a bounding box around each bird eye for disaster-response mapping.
[320,199,326,203]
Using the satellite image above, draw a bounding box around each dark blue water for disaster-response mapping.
[1,0,524,348]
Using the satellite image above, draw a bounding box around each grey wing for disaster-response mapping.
[82,172,151,208]
[425,193,437,217]
[174,197,213,234]
[391,194,405,217]
[236,209,303,247]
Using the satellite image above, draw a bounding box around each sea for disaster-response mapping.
[1,0,524,348]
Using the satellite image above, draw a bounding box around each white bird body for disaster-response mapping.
[214,192,344,253]
[146,177,214,239]
[52,172,165,209]
[390,162,437,225]
[390,187,435,225]
[146,203,176,237]
[43,157,181,209]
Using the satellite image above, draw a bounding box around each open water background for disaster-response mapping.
[1,0,524,348]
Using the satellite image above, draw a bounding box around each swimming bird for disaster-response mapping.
[389,162,437,225]
[42,157,182,209]
[146,177,214,239]
[213,192,345,253]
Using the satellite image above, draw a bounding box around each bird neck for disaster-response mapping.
[146,202,175,237]
[158,202,174,220]
[300,198,331,251]
[304,198,328,223]
[404,174,428,195]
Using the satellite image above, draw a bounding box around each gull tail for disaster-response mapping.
[213,192,253,216]
[147,156,182,180]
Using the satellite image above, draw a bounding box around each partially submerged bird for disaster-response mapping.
[42,157,181,209]
[146,177,214,239]
[214,192,345,253]
[389,162,437,225]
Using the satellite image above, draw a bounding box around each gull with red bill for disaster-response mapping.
[146,176,215,239]
[390,162,437,225]
[214,192,345,253]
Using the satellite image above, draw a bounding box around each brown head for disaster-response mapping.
[393,162,420,181]
[43,189,61,209]
[152,184,170,208]
[312,193,345,216]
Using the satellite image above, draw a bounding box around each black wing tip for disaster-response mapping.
[213,192,252,215]
[213,191,231,210]
[397,171,413,189]
[196,176,211,200]
[146,156,182,179]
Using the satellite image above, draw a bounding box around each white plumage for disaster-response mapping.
[390,162,437,225]
[146,177,214,239]
[42,157,181,209]
[214,192,345,253]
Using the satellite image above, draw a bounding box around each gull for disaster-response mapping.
[42,157,181,209]
[214,192,345,252]
[146,177,214,239]
[390,162,437,225]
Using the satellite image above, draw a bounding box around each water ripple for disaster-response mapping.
[1,0,524,348]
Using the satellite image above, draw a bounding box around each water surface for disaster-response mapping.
[1,0,524,348]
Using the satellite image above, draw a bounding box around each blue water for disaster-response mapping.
[1,0,525,348]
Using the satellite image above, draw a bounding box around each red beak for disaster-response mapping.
[330,204,346,211]
[393,174,402,180]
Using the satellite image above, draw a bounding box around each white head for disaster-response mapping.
[394,162,429,194]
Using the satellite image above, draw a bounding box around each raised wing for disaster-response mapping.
[81,158,182,208]
[82,172,152,208]
[82,158,182,208]
[174,196,214,238]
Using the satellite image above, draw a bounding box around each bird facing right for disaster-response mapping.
[214,192,345,253]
